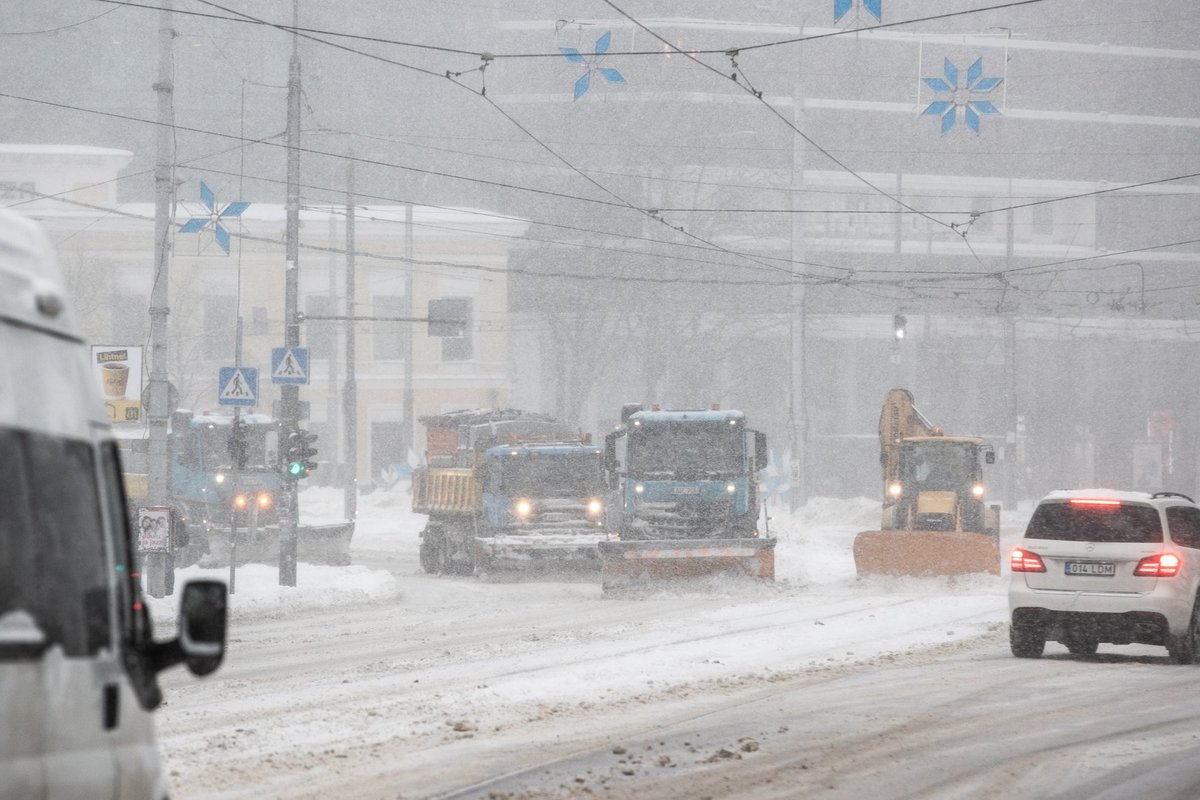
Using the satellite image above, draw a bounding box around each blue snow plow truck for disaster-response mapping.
[599,404,775,592]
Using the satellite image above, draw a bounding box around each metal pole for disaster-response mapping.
[343,154,357,522]
[327,212,340,486]
[229,317,242,595]
[279,0,301,586]
[405,203,415,463]
[146,0,175,598]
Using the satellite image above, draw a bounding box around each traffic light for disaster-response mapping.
[284,428,319,479]
[893,314,907,340]
[227,417,248,470]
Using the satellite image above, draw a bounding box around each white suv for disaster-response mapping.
[1009,489,1200,662]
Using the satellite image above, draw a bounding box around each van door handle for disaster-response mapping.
[103,683,119,730]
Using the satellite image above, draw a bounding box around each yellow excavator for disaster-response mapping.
[853,389,1001,577]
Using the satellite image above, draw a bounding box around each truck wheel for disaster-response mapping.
[419,539,438,574]
[1064,636,1098,656]
[449,546,475,576]
[1010,621,1045,659]
[1167,601,1200,664]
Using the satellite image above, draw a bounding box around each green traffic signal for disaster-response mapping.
[282,427,319,480]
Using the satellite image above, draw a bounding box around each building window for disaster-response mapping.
[251,306,269,335]
[372,294,408,361]
[203,295,236,360]
[304,295,334,361]
[439,297,473,362]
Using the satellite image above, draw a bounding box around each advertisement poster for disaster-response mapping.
[136,506,172,552]
[91,344,144,424]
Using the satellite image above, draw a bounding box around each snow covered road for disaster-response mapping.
[148,490,1200,799]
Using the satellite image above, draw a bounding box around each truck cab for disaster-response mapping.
[480,442,606,533]
[605,406,768,540]
[887,436,997,534]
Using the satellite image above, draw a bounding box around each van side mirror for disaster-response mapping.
[754,431,768,471]
[985,450,996,465]
[178,580,227,677]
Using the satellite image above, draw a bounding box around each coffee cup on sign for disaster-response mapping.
[102,362,130,398]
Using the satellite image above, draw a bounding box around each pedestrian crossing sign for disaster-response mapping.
[218,366,258,407]
[271,347,310,385]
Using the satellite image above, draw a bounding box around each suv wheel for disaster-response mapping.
[1167,601,1200,665]
[1010,621,1045,659]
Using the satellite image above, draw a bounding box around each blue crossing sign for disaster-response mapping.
[218,367,258,407]
[271,347,310,385]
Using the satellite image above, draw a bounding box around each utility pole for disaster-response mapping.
[146,0,175,598]
[343,155,357,522]
[279,0,301,586]
[788,79,808,514]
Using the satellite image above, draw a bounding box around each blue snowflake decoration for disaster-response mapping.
[560,31,626,101]
[921,57,1003,135]
[835,0,882,22]
[178,181,250,254]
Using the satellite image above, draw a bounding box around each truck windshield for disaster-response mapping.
[198,423,276,470]
[901,441,977,492]
[0,426,111,657]
[501,453,604,497]
[627,422,743,477]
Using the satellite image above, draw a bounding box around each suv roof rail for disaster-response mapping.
[1152,491,1196,503]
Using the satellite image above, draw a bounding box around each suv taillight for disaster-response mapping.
[1134,552,1181,578]
[1010,548,1046,573]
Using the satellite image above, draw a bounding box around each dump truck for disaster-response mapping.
[411,409,605,575]
[120,409,353,567]
[853,388,1001,577]
[598,404,775,592]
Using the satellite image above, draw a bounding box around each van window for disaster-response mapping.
[99,441,152,648]
[1025,501,1163,544]
[0,426,111,655]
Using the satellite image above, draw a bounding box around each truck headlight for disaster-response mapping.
[634,483,644,495]
[587,498,603,516]
[887,482,903,498]
[233,493,249,511]
[258,491,273,510]
[214,472,226,485]
[515,499,533,518]
[972,484,985,498]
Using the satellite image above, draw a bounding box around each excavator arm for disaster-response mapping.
[879,388,935,488]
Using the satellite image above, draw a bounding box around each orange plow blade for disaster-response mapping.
[852,530,1000,578]
[598,537,776,593]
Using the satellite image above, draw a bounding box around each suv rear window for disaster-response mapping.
[1025,502,1163,543]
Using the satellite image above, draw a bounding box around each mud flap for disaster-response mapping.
[598,537,776,592]
[852,529,1000,577]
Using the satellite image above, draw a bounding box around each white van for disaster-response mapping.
[0,208,227,799]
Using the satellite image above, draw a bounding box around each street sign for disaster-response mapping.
[218,367,258,407]
[271,347,310,385]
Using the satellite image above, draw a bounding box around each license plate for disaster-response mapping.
[1065,561,1116,577]
[672,487,700,495]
